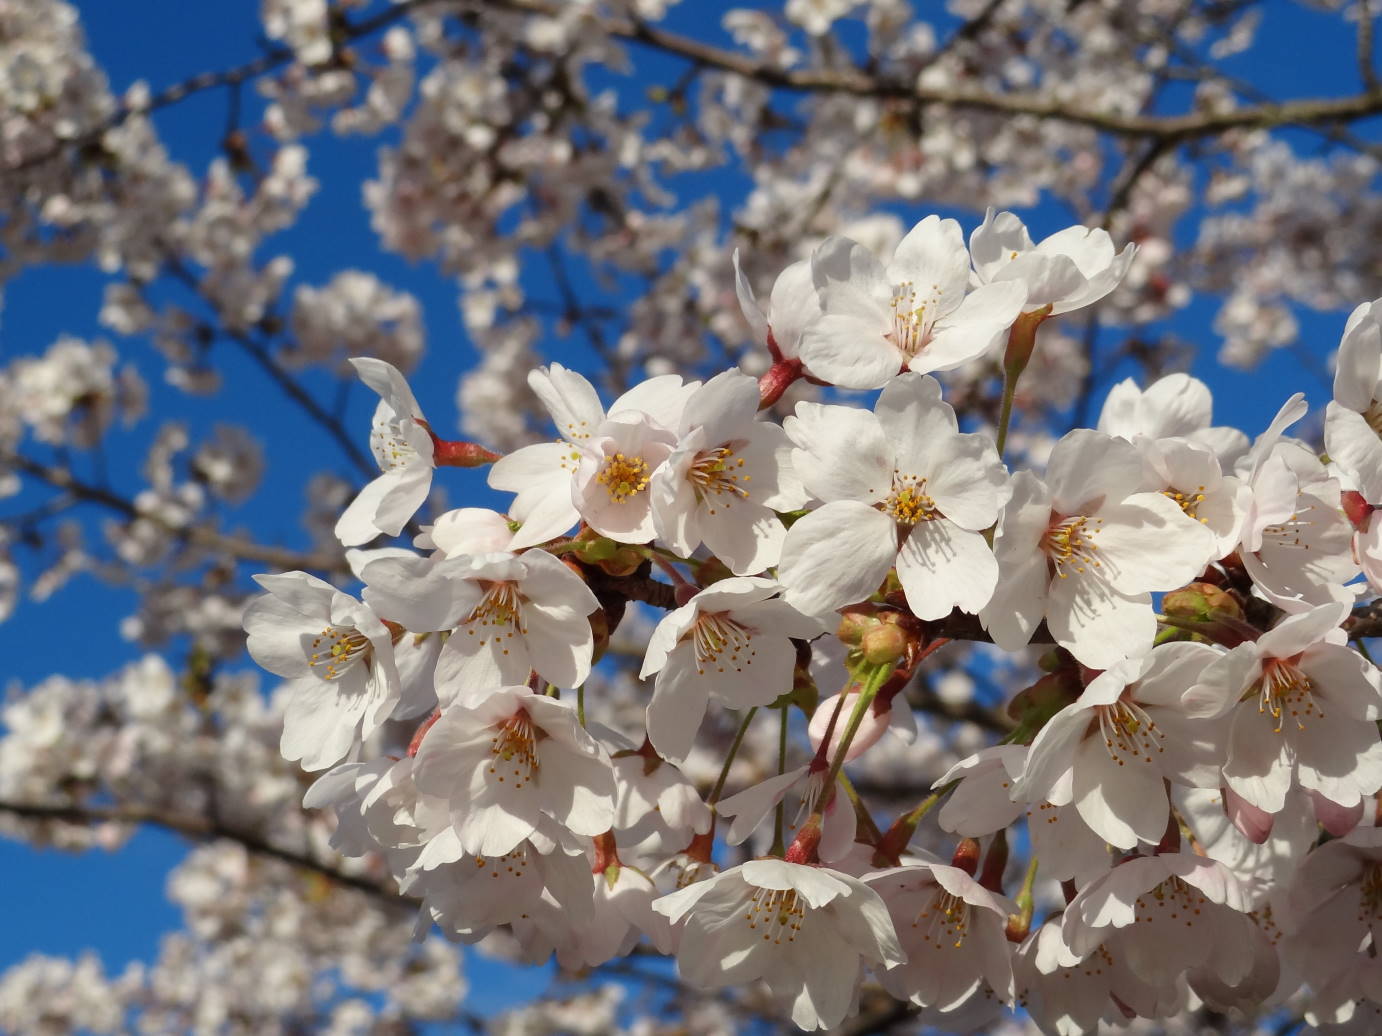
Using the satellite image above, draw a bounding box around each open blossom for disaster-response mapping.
[778,373,1009,621]
[1058,853,1256,991]
[640,577,821,762]
[733,251,820,360]
[1239,394,1359,612]
[244,571,401,771]
[798,216,1027,389]
[1324,297,1382,590]
[1283,827,1382,1002]
[335,357,436,546]
[361,548,598,699]
[1012,643,1227,849]
[867,862,1016,1011]
[653,859,905,1030]
[650,370,805,575]
[981,429,1217,668]
[716,762,856,863]
[1098,371,1248,464]
[1184,601,1382,815]
[489,365,695,547]
[969,208,1136,316]
[411,687,616,856]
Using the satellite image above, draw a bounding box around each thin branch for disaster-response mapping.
[482,0,1382,142]
[4,451,340,572]
[3,0,448,174]
[0,798,412,909]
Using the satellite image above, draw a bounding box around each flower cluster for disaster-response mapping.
[243,211,1382,1031]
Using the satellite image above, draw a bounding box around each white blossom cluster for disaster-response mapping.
[233,210,1382,1032]
[8,0,1382,1032]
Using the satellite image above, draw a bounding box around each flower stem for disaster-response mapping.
[822,662,895,792]
[577,684,586,728]
[708,707,758,806]
[771,707,789,855]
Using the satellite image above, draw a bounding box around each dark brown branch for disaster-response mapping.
[483,0,1382,143]
[0,798,413,909]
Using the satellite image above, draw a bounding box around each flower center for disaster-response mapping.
[464,581,525,647]
[308,625,372,680]
[1136,876,1207,924]
[915,890,970,949]
[1260,506,1318,551]
[473,846,531,880]
[1364,400,1382,438]
[489,710,539,787]
[1041,514,1104,577]
[882,472,939,526]
[1163,484,1208,522]
[596,452,651,503]
[1095,699,1165,766]
[688,443,750,515]
[1252,658,1323,734]
[370,419,420,472]
[690,611,757,675]
[887,280,942,358]
[745,887,806,943]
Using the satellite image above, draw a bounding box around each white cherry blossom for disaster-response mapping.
[650,369,805,574]
[981,429,1217,668]
[778,373,1009,621]
[640,577,821,762]
[799,216,1027,389]
[335,357,436,547]
[411,687,616,856]
[653,859,905,1030]
[969,208,1136,316]
[244,571,401,771]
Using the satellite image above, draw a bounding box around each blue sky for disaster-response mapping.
[1,0,1376,1021]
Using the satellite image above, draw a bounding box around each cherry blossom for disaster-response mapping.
[640,576,821,762]
[778,373,1009,621]
[653,859,905,1030]
[799,216,1027,389]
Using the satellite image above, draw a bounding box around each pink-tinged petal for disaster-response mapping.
[785,403,893,503]
[1325,403,1382,502]
[909,281,1027,374]
[979,554,1048,652]
[1182,643,1258,719]
[798,311,903,390]
[743,858,852,906]
[1071,736,1167,848]
[370,463,433,538]
[427,507,515,556]
[1299,643,1382,720]
[1045,429,1145,513]
[522,602,594,689]
[767,259,820,357]
[530,364,604,444]
[1246,393,1309,482]
[1126,642,1218,707]
[361,554,482,632]
[1095,492,1215,594]
[700,501,787,576]
[1047,575,1155,669]
[873,373,958,463]
[433,633,514,706]
[969,209,1035,282]
[733,249,770,344]
[350,357,421,418]
[536,741,617,837]
[1222,784,1275,844]
[1015,704,1090,805]
[1223,708,1294,814]
[1295,712,1382,806]
[639,601,698,679]
[280,676,368,771]
[1002,252,1087,309]
[1333,300,1382,413]
[887,215,969,298]
[717,767,809,845]
[819,792,856,863]
[489,442,581,549]
[777,502,897,619]
[610,374,695,424]
[811,235,889,300]
[679,369,760,439]
[924,433,1009,531]
[335,472,402,545]
[896,521,998,619]
[1163,853,1250,911]
[1258,601,1352,659]
[1142,373,1214,438]
[645,655,711,764]
[1307,789,1365,837]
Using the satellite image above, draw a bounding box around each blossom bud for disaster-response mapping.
[837,607,880,646]
[861,623,908,666]
[1163,582,1244,623]
[951,838,981,876]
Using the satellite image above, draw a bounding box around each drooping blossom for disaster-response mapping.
[653,859,905,1030]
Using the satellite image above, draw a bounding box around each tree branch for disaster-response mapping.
[0,798,413,910]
